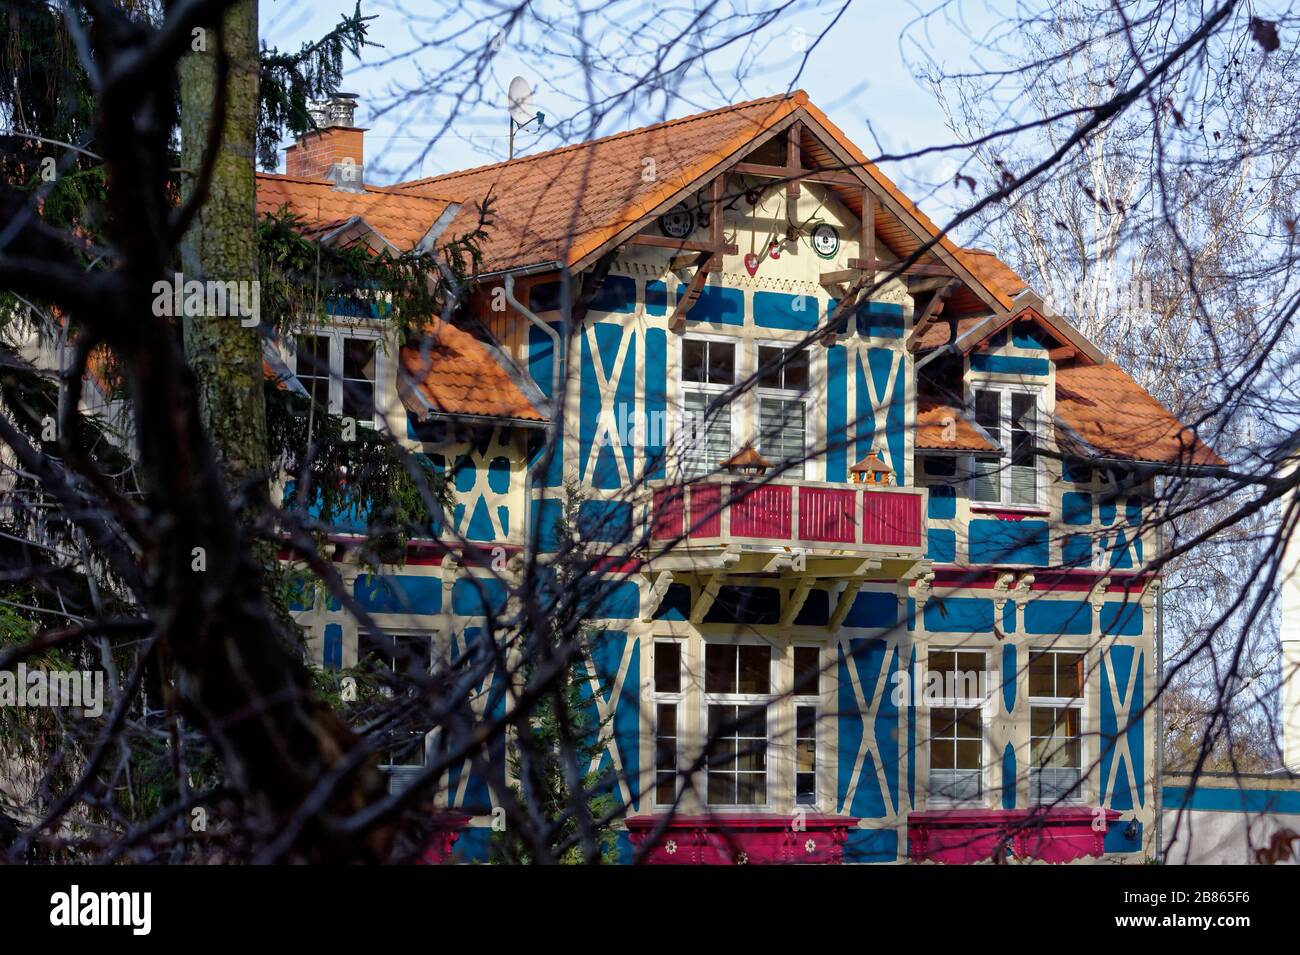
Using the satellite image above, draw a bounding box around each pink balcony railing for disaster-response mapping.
[650,479,926,555]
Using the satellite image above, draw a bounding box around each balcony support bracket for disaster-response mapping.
[780,579,815,628]
[828,578,866,632]
[642,570,675,623]
[690,571,728,624]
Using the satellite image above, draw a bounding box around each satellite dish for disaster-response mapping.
[507,76,535,126]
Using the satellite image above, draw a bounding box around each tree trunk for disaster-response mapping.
[178,0,269,500]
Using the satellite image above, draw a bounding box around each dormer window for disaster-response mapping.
[970,387,1041,506]
[294,330,378,426]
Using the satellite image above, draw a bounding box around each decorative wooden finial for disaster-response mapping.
[851,450,893,486]
[720,446,771,477]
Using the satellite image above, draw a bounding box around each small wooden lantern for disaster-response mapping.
[720,446,772,477]
[851,451,893,486]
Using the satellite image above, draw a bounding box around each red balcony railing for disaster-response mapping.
[650,479,925,555]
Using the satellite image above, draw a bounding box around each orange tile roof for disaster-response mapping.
[398,318,546,423]
[960,248,1029,300]
[396,94,802,274]
[916,398,1000,453]
[255,173,459,251]
[912,316,986,352]
[1055,363,1224,467]
[394,92,1014,311]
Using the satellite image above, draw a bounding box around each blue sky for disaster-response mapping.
[262,0,1008,222]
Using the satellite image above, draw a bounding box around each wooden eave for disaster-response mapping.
[571,101,1015,321]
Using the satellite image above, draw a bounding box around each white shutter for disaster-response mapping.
[759,397,806,479]
[682,390,731,478]
[1010,464,1037,504]
[971,457,1000,502]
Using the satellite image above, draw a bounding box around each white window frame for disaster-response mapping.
[292,323,384,427]
[677,333,738,480]
[357,630,435,772]
[925,648,990,807]
[701,638,774,809]
[792,643,821,809]
[1027,649,1086,805]
[652,638,686,807]
[968,383,1045,508]
[755,341,810,480]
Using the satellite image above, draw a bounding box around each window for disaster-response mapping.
[680,338,735,478]
[793,645,820,806]
[971,387,1041,506]
[294,330,378,425]
[357,631,433,767]
[654,641,684,806]
[1029,651,1085,803]
[927,650,986,803]
[756,345,809,479]
[357,631,432,680]
[704,643,771,806]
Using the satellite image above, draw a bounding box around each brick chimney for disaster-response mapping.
[284,93,365,190]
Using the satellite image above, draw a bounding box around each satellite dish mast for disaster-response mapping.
[507,75,545,160]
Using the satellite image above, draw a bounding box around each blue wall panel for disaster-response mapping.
[924,597,994,633]
[855,301,905,339]
[969,519,1050,565]
[843,828,898,863]
[1023,599,1092,635]
[451,577,508,616]
[355,573,443,615]
[826,345,848,482]
[1101,600,1143,636]
[644,327,667,480]
[969,354,1049,376]
[926,528,956,562]
[753,290,819,331]
[578,499,633,542]
[323,623,342,671]
[928,485,956,519]
[846,590,897,628]
[680,283,743,325]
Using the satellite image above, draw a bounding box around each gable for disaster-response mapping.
[396,92,1015,317]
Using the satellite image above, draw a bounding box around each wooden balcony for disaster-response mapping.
[648,478,927,560]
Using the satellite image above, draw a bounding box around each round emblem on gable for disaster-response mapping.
[658,203,695,239]
[811,222,839,259]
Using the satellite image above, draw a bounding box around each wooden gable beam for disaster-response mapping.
[670,175,727,330]
[906,280,960,353]
[785,122,803,199]
[861,189,875,290]
[731,161,861,187]
[671,262,712,330]
[628,234,737,255]
[846,257,952,278]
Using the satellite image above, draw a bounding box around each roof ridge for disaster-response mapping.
[394,91,806,190]
[256,170,459,202]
